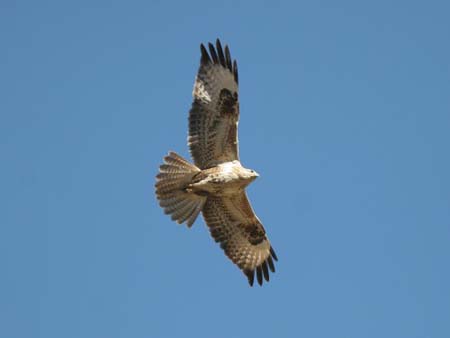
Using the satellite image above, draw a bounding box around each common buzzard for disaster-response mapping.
[155,39,277,286]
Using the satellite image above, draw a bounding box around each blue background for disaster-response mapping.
[1,1,449,337]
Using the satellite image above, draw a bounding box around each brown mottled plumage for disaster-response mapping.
[155,39,277,286]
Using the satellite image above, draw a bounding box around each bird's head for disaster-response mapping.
[245,168,259,181]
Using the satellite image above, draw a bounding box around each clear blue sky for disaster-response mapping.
[1,1,449,337]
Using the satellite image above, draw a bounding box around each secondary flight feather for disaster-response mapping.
[155,39,277,286]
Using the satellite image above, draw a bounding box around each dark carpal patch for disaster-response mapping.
[245,222,266,245]
[217,88,239,117]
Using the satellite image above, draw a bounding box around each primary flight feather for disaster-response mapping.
[155,39,277,286]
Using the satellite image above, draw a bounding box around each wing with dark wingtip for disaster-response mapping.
[201,192,278,286]
[188,39,240,169]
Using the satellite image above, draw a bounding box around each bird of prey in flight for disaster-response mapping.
[155,39,277,286]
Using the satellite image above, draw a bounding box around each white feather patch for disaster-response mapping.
[193,78,211,103]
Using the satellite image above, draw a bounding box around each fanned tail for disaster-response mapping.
[155,152,206,227]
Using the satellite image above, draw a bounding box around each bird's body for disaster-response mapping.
[155,39,277,286]
[188,161,258,196]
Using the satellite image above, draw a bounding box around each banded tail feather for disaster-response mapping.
[155,152,206,227]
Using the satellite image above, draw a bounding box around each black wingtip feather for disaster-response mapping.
[224,45,232,71]
[267,256,275,273]
[201,39,238,84]
[243,255,277,286]
[270,247,278,261]
[200,44,210,64]
[215,39,226,67]
[262,261,270,282]
[208,42,218,63]
[245,269,254,286]
[256,266,263,286]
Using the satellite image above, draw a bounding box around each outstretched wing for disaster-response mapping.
[201,192,278,286]
[188,39,240,169]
